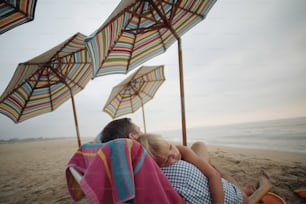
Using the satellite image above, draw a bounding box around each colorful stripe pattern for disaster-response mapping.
[66,139,184,204]
[85,0,217,78]
[0,33,93,123]
[103,65,165,118]
[0,0,38,34]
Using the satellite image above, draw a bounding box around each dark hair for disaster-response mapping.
[101,118,136,143]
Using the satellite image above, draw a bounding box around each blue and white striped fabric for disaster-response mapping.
[161,160,243,204]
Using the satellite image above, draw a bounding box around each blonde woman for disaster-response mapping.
[137,133,271,204]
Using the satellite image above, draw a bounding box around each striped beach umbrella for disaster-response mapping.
[103,65,165,133]
[0,33,93,147]
[0,0,38,34]
[86,0,217,146]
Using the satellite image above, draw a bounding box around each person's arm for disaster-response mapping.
[176,145,225,204]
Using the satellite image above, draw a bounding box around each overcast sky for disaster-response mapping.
[0,0,305,141]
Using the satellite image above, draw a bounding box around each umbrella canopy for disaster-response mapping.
[0,32,93,147]
[0,0,38,34]
[86,0,216,145]
[103,65,165,133]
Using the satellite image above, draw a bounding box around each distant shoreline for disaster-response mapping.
[2,116,306,155]
[0,136,76,144]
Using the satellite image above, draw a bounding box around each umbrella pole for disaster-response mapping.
[177,38,187,146]
[70,93,81,147]
[149,1,187,146]
[141,104,147,134]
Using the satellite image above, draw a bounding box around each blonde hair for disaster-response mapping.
[136,133,169,164]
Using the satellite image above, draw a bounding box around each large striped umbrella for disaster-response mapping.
[0,33,92,147]
[0,0,38,34]
[85,0,216,145]
[103,65,165,133]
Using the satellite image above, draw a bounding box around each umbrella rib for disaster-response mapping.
[163,0,178,22]
[0,64,45,103]
[125,3,145,71]
[16,68,45,122]
[48,66,73,92]
[94,1,162,34]
[46,69,55,111]
[51,47,89,65]
[129,90,136,114]
[148,0,179,40]
[123,87,135,115]
[49,47,88,90]
[62,66,87,91]
[18,50,89,92]
[111,95,122,118]
[114,88,129,118]
[136,94,144,111]
[47,62,87,117]
[137,80,159,99]
[0,74,29,103]
[127,4,165,28]
[123,4,163,34]
[47,65,76,111]
[146,2,168,51]
[150,0,205,39]
[48,33,80,63]
[58,52,84,90]
[161,0,205,19]
[123,24,162,34]
[123,1,168,35]
[138,88,153,99]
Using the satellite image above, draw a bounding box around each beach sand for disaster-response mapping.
[0,138,305,204]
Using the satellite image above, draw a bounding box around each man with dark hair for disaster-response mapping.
[101,118,143,143]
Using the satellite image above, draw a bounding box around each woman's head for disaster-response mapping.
[137,133,181,167]
[101,118,143,143]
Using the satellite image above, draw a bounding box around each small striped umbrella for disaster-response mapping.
[0,33,92,147]
[0,0,38,34]
[86,0,216,145]
[103,65,165,133]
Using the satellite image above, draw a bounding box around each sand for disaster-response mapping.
[0,137,305,204]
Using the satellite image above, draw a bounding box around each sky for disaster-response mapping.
[0,0,306,141]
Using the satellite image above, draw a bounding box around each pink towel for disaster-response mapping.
[66,139,184,204]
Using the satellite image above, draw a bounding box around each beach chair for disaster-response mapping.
[68,167,133,204]
[66,139,183,204]
[69,167,82,184]
[67,167,86,202]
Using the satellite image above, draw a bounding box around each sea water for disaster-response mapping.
[158,117,306,154]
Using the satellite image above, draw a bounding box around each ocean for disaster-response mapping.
[158,117,306,154]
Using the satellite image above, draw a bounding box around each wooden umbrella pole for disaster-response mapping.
[141,103,147,134]
[70,92,81,147]
[49,67,82,147]
[178,38,187,146]
[149,1,187,146]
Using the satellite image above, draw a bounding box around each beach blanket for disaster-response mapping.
[66,139,184,204]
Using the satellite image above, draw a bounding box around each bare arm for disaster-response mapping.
[177,145,225,204]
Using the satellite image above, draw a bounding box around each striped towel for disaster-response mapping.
[66,139,184,204]
[66,142,104,201]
